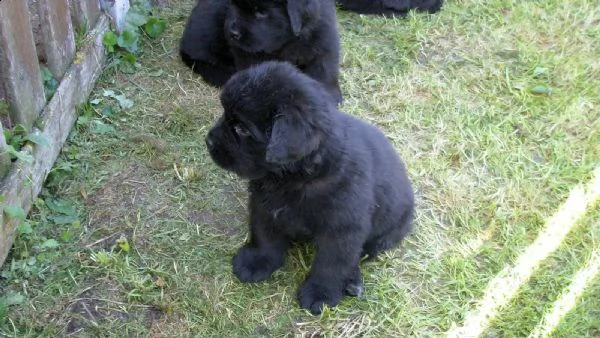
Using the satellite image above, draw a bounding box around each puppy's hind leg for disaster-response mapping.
[180,52,236,87]
[178,0,235,87]
[362,208,414,260]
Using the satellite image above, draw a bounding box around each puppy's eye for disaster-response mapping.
[255,10,268,19]
[234,124,251,137]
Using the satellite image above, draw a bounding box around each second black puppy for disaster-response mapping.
[336,0,444,16]
[205,61,415,314]
[180,0,342,103]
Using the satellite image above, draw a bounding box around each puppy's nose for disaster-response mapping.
[205,136,214,150]
[229,28,241,40]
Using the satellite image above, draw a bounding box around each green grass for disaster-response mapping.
[552,275,600,337]
[1,0,599,336]
[486,204,600,337]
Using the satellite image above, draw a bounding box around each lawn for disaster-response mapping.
[1,0,599,336]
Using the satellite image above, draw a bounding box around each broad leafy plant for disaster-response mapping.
[102,0,167,73]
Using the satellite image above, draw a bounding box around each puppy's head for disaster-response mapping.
[224,0,321,53]
[205,61,333,179]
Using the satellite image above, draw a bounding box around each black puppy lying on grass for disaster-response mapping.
[336,0,444,16]
[205,61,415,314]
[179,0,342,103]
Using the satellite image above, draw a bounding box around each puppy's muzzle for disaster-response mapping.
[205,133,216,151]
[229,29,241,40]
[228,22,241,40]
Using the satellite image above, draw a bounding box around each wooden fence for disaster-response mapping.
[0,0,111,266]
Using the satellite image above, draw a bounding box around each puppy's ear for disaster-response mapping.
[265,110,320,165]
[286,0,320,36]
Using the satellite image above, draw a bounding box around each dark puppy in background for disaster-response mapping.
[205,61,415,314]
[179,0,234,87]
[336,0,444,16]
[180,0,342,103]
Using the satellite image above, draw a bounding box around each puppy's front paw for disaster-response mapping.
[232,245,282,283]
[343,279,363,297]
[297,279,343,315]
[344,266,364,297]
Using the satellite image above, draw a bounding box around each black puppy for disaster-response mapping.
[180,0,342,103]
[336,0,444,16]
[205,61,415,314]
[179,0,235,87]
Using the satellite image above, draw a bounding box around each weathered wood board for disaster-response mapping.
[69,0,102,31]
[0,0,46,130]
[0,16,110,268]
[37,0,77,78]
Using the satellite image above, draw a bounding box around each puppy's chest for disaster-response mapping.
[279,48,309,67]
[262,192,323,240]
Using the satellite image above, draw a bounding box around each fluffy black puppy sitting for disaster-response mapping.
[179,0,342,103]
[336,0,444,16]
[205,61,415,314]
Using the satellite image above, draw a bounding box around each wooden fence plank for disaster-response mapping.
[0,73,7,131]
[0,15,110,268]
[0,77,6,103]
[70,0,101,32]
[0,122,10,179]
[27,0,45,63]
[37,0,76,79]
[105,0,131,33]
[0,0,46,131]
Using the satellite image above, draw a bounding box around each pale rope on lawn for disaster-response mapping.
[528,249,600,338]
[446,167,600,338]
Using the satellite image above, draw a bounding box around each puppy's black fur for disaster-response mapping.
[336,0,444,16]
[179,0,342,103]
[205,61,415,314]
[179,0,235,87]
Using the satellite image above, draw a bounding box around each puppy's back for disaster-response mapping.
[344,113,410,181]
[341,112,415,255]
